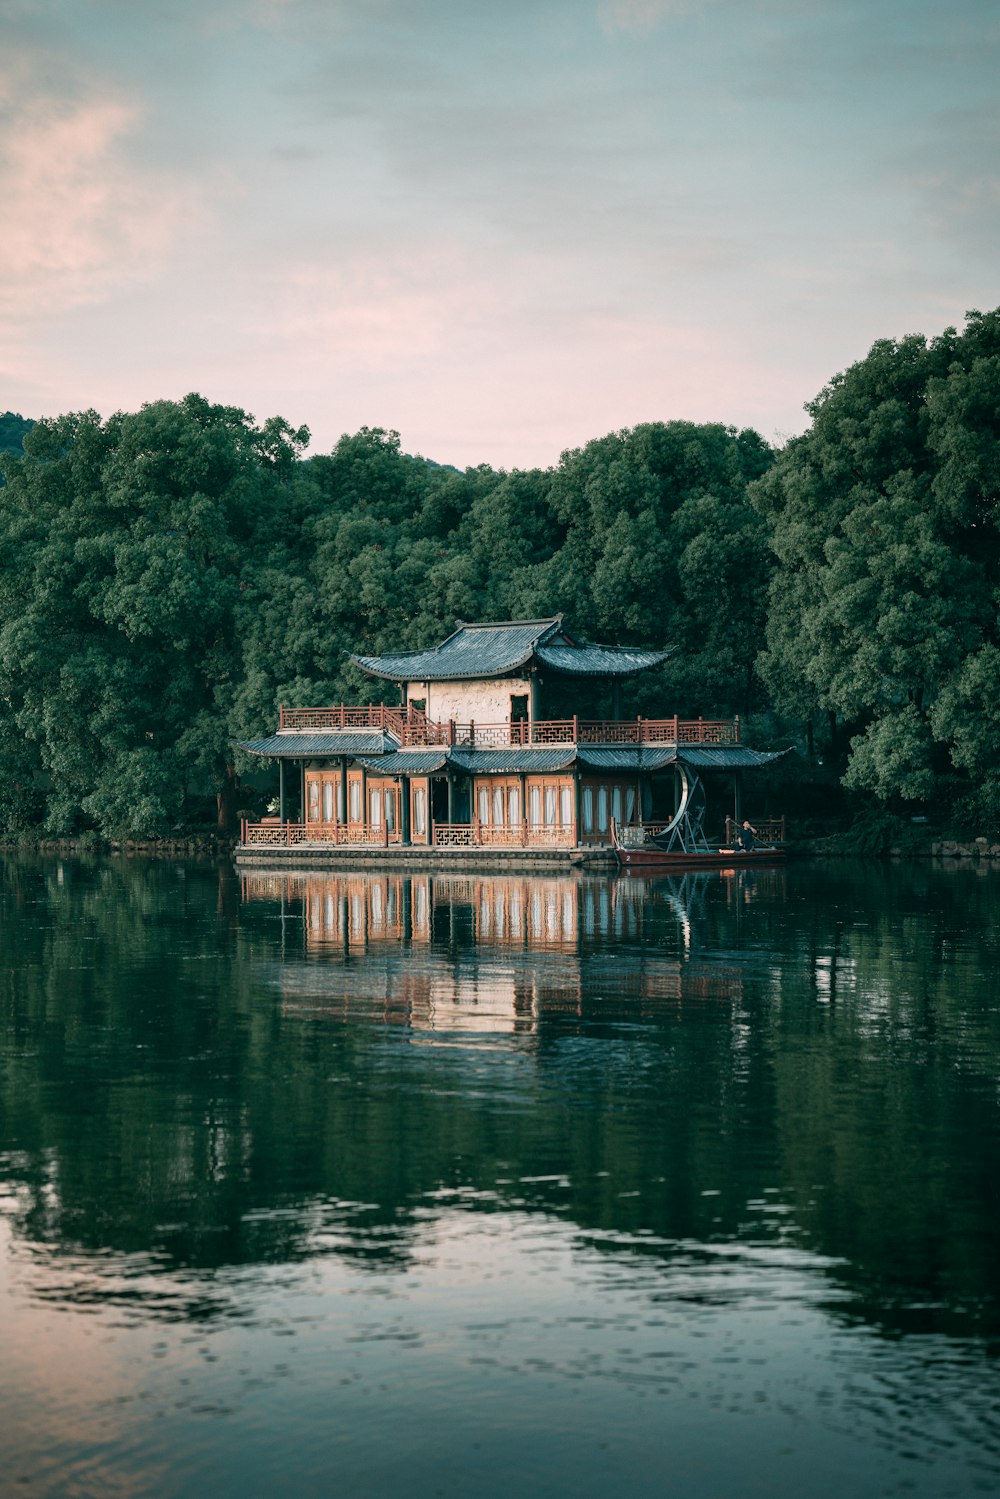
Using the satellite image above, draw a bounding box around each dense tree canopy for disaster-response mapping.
[0,397,309,835]
[2,307,999,839]
[0,412,33,464]
[0,404,773,837]
[753,309,1000,818]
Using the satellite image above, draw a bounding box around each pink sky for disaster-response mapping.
[2,0,998,468]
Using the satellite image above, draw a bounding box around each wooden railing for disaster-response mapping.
[278,704,740,747]
[724,816,786,845]
[434,822,577,848]
[241,820,578,849]
[280,704,408,735]
[429,824,478,847]
[242,820,403,847]
[614,821,672,849]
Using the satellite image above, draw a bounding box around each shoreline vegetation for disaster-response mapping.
[2,307,1000,852]
[5,833,1000,864]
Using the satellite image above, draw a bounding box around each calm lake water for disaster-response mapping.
[1,855,998,1498]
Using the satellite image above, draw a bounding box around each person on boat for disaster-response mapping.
[736,819,756,852]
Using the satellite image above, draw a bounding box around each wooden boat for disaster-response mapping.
[611,764,786,870]
[612,832,787,871]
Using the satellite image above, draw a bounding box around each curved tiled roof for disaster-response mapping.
[449,747,579,774]
[535,644,672,676]
[252,742,791,773]
[673,746,792,770]
[354,749,451,774]
[351,617,672,682]
[236,730,399,758]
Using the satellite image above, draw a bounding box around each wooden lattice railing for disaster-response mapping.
[241,820,579,849]
[613,821,672,849]
[242,821,403,847]
[724,816,786,846]
[280,704,405,733]
[435,822,576,848]
[429,824,478,847]
[277,705,740,747]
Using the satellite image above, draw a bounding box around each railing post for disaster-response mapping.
[449,719,455,746]
[734,714,740,742]
[639,715,644,744]
[572,713,579,742]
[470,719,475,745]
[673,714,679,743]
[279,706,285,730]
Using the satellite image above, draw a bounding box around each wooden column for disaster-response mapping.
[400,776,411,846]
[278,758,286,823]
[339,756,348,823]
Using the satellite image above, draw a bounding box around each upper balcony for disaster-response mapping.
[277,704,740,747]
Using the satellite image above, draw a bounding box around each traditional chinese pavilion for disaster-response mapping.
[236,616,784,862]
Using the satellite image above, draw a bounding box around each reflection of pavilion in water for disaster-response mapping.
[242,870,768,1031]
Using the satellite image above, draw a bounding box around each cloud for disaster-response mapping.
[0,74,204,319]
[1,0,996,469]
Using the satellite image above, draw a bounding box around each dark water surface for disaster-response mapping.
[1,856,998,1498]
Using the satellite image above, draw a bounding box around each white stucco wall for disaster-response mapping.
[407,676,532,725]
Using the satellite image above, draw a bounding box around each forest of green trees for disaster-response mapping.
[1,307,998,842]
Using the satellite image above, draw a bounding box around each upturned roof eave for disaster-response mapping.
[350,620,675,684]
[534,644,676,678]
[349,616,563,683]
[350,655,540,683]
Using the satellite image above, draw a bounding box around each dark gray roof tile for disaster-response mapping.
[236,731,398,758]
[677,746,792,770]
[536,643,672,676]
[449,747,578,774]
[354,750,451,774]
[576,747,679,772]
[351,617,671,682]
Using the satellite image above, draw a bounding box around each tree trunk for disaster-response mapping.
[216,761,239,834]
